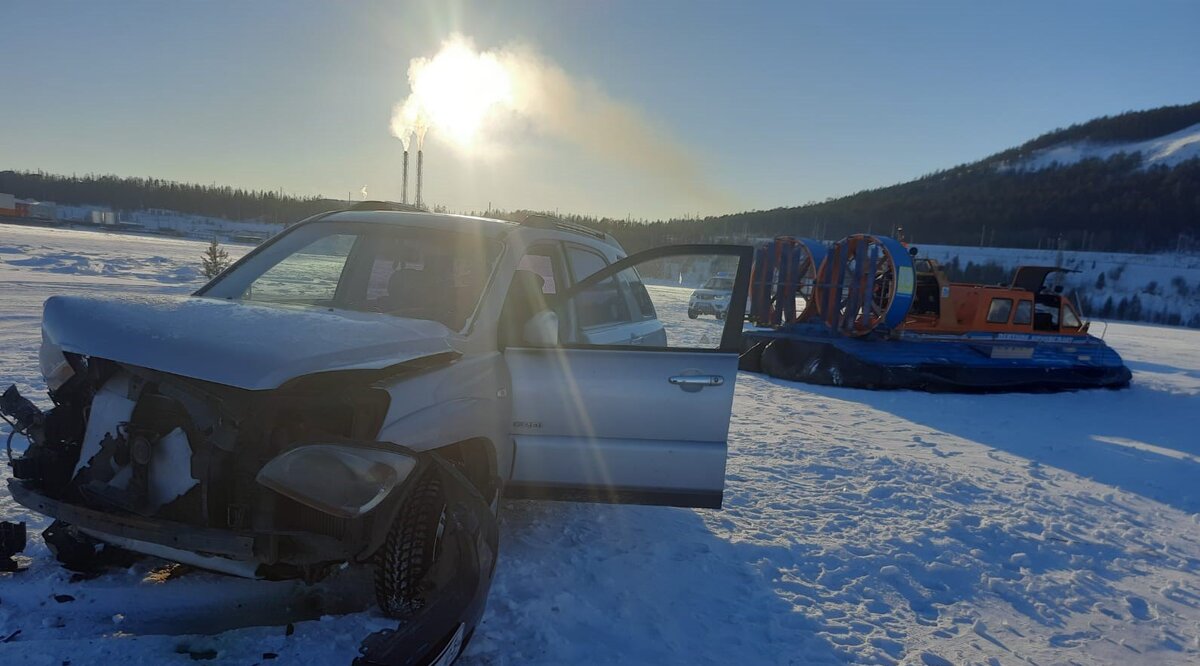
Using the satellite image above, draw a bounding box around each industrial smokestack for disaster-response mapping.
[416,149,424,209]
[401,150,409,204]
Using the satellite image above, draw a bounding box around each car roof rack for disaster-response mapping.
[519,213,621,246]
[348,200,426,212]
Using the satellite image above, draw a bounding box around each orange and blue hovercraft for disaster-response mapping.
[739,234,1132,391]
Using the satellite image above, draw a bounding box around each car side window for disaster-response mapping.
[517,249,561,294]
[986,297,1013,324]
[554,250,746,350]
[566,246,631,329]
[565,245,606,282]
[500,244,567,347]
[621,267,657,320]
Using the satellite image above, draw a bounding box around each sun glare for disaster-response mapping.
[403,38,513,149]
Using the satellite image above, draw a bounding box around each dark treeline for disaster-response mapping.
[3,102,1199,253]
[0,171,341,224]
[649,154,1200,254]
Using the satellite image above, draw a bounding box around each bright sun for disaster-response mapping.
[397,37,514,149]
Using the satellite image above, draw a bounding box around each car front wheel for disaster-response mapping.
[687,309,699,319]
[374,472,448,619]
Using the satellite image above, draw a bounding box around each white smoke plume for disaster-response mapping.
[390,34,724,207]
[360,185,369,199]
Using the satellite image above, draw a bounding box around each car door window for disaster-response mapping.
[622,267,657,320]
[500,245,566,347]
[565,246,632,329]
[555,249,748,350]
[565,246,607,282]
[517,250,561,294]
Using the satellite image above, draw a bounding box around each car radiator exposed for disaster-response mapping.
[5,355,390,555]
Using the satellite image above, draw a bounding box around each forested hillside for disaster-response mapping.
[4,102,1199,253]
[0,171,339,224]
[584,102,1200,254]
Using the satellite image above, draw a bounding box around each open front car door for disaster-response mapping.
[503,244,753,509]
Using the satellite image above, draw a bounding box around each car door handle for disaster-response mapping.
[668,375,725,389]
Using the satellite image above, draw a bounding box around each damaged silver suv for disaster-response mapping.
[3,206,752,661]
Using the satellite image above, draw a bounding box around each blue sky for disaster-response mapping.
[1,1,1197,219]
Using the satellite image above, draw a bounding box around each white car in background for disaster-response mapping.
[3,203,753,663]
[688,273,736,320]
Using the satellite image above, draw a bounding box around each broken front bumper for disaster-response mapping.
[8,478,357,572]
[11,479,251,557]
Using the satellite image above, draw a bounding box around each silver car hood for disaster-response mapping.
[42,294,458,390]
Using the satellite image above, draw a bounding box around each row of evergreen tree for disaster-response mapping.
[0,171,338,224]
[3,104,1198,253]
[659,153,1200,254]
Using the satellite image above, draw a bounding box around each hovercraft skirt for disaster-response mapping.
[742,326,1132,392]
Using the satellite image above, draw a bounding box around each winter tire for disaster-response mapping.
[374,472,448,619]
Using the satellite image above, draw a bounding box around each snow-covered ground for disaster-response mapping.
[48,204,284,243]
[3,222,1200,665]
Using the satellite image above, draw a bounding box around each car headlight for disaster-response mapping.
[39,330,74,392]
[714,293,729,301]
[256,444,417,518]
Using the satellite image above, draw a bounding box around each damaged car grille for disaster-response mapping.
[273,496,353,541]
[4,355,391,567]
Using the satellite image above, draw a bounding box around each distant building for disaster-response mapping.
[56,203,119,225]
[88,210,118,225]
[14,199,57,221]
[29,201,57,220]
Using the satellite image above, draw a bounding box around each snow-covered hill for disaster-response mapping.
[1009,121,1200,171]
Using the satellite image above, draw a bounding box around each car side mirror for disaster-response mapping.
[523,310,559,347]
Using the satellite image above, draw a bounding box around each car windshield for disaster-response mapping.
[703,277,733,290]
[201,221,503,330]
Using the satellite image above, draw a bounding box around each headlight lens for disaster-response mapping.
[256,444,417,518]
[38,331,74,392]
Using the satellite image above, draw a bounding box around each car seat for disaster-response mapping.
[384,268,430,316]
[499,270,549,347]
